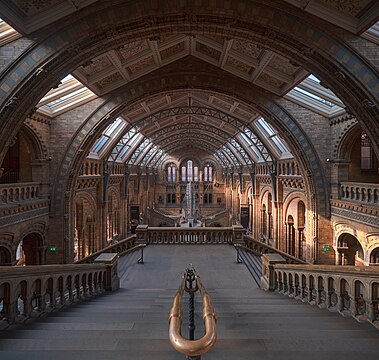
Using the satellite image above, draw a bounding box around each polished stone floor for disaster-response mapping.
[0,245,378,359]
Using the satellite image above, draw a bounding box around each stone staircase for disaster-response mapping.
[0,245,378,359]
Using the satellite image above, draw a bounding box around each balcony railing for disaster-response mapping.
[340,182,379,206]
[75,235,137,263]
[243,236,306,264]
[261,254,379,327]
[0,257,119,326]
[0,182,41,204]
[136,225,244,245]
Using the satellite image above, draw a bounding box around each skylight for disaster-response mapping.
[90,117,127,156]
[285,74,345,117]
[361,21,379,46]
[37,75,97,116]
[307,74,321,84]
[0,17,20,45]
[294,88,333,107]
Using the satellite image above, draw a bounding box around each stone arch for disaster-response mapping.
[17,232,46,265]
[22,122,48,161]
[16,223,48,265]
[48,80,329,265]
[336,233,364,266]
[283,192,308,260]
[334,117,360,160]
[0,1,378,163]
[369,247,379,264]
[3,3,375,261]
[73,192,98,261]
[0,246,12,266]
[0,234,15,266]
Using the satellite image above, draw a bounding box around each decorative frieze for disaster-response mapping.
[331,203,379,228]
[0,206,49,228]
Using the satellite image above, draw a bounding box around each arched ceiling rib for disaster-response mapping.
[1,1,376,35]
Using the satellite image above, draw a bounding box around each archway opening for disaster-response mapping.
[0,246,12,266]
[337,233,364,266]
[74,196,97,261]
[370,247,379,264]
[346,131,379,184]
[17,233,45,265]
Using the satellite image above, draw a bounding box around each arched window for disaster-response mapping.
[167,166,172,182]
[203,165,213,182]
[181,166,186,182]
[167,165,176,183]
[187,160,193,181]
[194,166,199,182]
[204,166,208,182]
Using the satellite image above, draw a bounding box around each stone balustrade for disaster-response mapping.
[340,182,379,206]
[75,235,137,263]
[261,254,379,328]
[0,182,41,204]
[0,257,119,326]
[79,159,102,176]
[278,159,301,176]
[242,236,306,264]
[136,225,244,245]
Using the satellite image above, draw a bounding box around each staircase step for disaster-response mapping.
[0,244,378,360]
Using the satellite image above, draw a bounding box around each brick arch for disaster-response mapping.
[50,79,329,261]
[0,234,15,266]
[160,158,180,170]
[18,224,48,265]
[54,78,328,210]
[18,223,48,250]
[0,0,378,163]
[21,122,48,161]
[336,122,362,161]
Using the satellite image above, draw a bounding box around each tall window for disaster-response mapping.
[181,160,199,182]
[187,160,193,181]
[203,165,213,182]
[361,133,373,170]
[194,166,199,182]
[167,166,172,182]
[167,165,176,183]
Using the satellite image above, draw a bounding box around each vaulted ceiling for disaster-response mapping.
[73,35,306,97]
[0,0,377,168]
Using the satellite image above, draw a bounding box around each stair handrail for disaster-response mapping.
[168,265,217,358]
[241,237,307,264]
[75,235,137,264]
